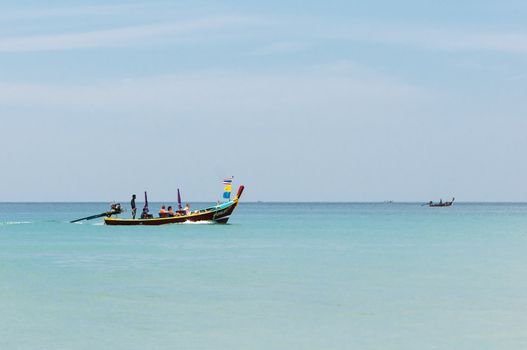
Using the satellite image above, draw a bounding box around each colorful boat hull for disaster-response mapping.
[104,186,244,226]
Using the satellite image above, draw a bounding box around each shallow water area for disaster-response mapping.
[1,202,527,349]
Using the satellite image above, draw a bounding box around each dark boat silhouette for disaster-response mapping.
[428,197,455,207]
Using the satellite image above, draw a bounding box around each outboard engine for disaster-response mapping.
[108,203,123,216]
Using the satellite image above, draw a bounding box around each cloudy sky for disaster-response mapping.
[1,0,526,202]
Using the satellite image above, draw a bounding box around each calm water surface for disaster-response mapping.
[1,202,527,349]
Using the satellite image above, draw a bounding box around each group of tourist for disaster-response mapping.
[130,194,191,219]
[158,204,191,218]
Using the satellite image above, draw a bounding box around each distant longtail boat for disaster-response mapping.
[428,197,455,207]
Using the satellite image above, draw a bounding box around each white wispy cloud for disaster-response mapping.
[0,16,256,52]
[0,3,152,21]
[377,28,527,53]
[317,22,527,54]
[2,7,525,55]
[0,69,428,117]
[249,41,308,56]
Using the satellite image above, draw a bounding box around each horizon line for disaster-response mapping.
[2,201,527,204]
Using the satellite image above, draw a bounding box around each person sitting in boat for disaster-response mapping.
[167,206,176,217]
[184,203,191,215]
[141,206,152,219]
[159,205,168,218]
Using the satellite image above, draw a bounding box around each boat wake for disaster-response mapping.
[182,220,215,225]
[72,221,104,226]
[0,221,32,226]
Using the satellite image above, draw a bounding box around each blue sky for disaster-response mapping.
[1,1,526,201]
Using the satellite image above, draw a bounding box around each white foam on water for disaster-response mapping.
[0,221,32,226]
[182,220,214,225]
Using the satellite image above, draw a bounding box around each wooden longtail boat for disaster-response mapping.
[428,197,455,207]
[104,185,244,226]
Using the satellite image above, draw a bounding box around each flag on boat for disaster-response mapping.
[223,177,233,199]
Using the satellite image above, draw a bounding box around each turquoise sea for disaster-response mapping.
[1,202,527,349]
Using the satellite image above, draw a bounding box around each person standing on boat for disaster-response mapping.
[184,203,191,215]
[131,194,137,219]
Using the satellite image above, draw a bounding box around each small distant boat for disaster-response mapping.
[428,197,455,207]
[105,185,244,226]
